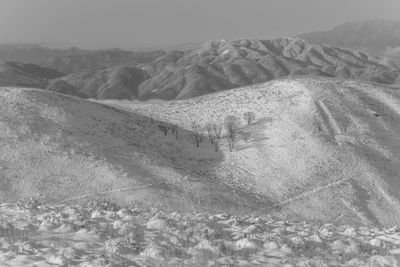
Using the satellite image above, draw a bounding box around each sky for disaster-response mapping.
[0,0,399,49]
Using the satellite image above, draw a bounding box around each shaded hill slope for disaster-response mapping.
[299,19,400,60]
[102,77,400,227]
[46,65,146,99]
[41,49,165,74]
[0,44,88,63]
[0,87,267,215]
[0,61,64,88]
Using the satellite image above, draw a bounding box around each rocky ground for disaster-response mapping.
[1,199,400,266]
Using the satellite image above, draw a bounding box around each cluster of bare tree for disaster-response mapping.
[243,111,256,125]
[136,116,155,127]
[157,123,179,139]
[189,122,224,151]
[151,111,257,153]
[188,111,257,152]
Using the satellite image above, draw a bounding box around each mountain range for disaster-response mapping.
[0,44,88,63]
[1,19,399,101]
[41,49,165,74]
[46,37,400,100]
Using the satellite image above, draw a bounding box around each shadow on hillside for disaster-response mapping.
[51,101,274,215]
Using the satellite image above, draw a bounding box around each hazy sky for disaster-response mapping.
[0,0,399,49]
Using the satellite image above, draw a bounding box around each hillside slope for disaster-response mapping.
[46,65,146,99]
[103,77,400,227]
[41,49,165,74]
[299,19,400,60]
[4,78,400,226]
[0,87,267,216]
[0,61,64,88]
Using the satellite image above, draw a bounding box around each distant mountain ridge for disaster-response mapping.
[134,37,400,100]
[299,19,400,60]
[46,65,145,99]
[46,37,400,100]
[0,44,165,75]
[0,44,89,64]
[41,49,165,74]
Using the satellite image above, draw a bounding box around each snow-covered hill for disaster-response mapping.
[101,77,400,227]
[3,77,400,228]
[0,86,269,215]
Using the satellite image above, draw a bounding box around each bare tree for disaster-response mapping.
[243,111,256,125]
[212,123,223,139]
[241,131,251,143]
[343,120,350,134]
[228,139,234,152]
[224,115,241,141]
[190,122,203,147]
[339,117,351,134]
[214,140,219,152]
[158,124,169,136]
[205,123,214,143]
[170,125,179,139]
[224,115,241,152]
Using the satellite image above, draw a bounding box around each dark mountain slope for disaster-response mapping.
[46,65,145,99]
[0,61,64,88]
[41,49,165,74]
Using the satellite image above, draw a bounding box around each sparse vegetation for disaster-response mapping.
[224,115,241,151]
[158,124,170,136]
[190,121,204,147]
[214,141,219,152]
[212,123,223,139]
[342,118,351,133]
[170,125,179,139]
[205,123,214,143]
[241,131,251,143]
[243,111,256,125]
